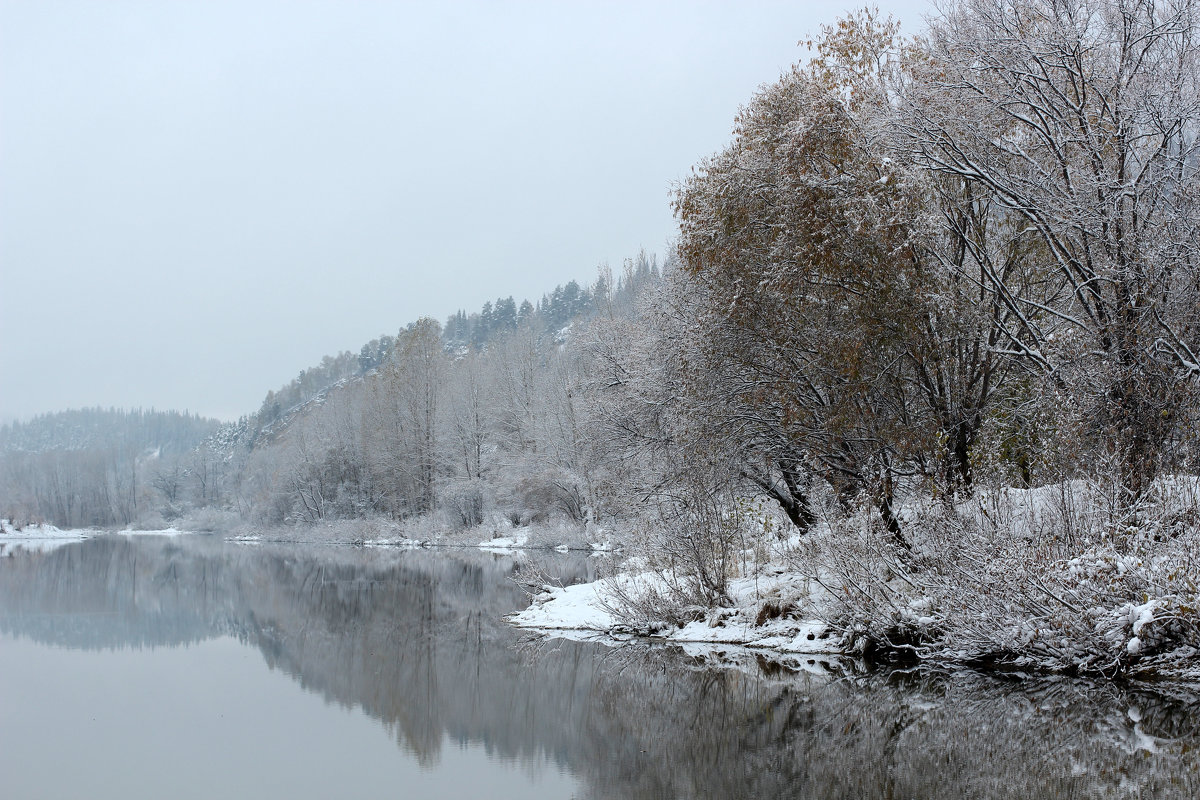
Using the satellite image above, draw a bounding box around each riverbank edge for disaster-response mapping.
[505,566,1200,687]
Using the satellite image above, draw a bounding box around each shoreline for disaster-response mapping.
[9,515,1200,686]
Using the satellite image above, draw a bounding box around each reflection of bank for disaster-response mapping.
[1,536,1197,800]
[0,521,199,557]
[0,537,606,770]
[0,520,90,556]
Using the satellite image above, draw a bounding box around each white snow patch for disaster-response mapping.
[509,579,619,631]
[0,520,89,554]
[510,569,841,656]
[478,531,530,551]
[362,537,424,548]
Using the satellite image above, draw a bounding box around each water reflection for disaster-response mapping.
[2,536,1198,799]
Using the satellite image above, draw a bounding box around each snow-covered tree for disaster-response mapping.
[671,11,940,542]
[908,0,1200,506]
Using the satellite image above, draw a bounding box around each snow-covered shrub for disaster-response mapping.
[498,469,589,525]
[805,478,1200,678]
[600,485,780,631]
[440,479,485,529]
[333,516,401,544]
[131,510,170,531]
[597,569,709,633]
[2,514,40,531]
[177,507,243,534]
[520,520,592,550]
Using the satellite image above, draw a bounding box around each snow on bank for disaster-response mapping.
[0,520,89,554]
[479,531,530,551]
[222,515,624,553]
[510,578,618,631]
[509,570,840,655]
[474,520,620,553]
[509,477,1200,674]
[222,523,618,554]
[1,520,196,555]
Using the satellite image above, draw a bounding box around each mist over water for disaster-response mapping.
[1,537,1198,799]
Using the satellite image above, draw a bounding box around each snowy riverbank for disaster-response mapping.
[0,521,89,554]
[509,570,841,657]
[509,479,1200,684]
[0,519,189,555]
[221,516,623,554]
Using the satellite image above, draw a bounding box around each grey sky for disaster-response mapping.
[0,0,931,424]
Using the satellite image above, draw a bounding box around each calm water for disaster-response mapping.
[1,536,1198,799]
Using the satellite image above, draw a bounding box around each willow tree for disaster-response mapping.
[672,13,944,544]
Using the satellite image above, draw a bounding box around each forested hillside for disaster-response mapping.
[0,253,662,530]
[0,407,219,455]
[225,252,662,528]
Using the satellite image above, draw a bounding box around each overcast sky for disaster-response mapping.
[0,0,931,424]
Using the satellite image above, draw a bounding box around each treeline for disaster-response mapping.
[441,274,630,349]
[591,0,1200,676]
[254,259,661,431]
[0,407,219,455]
[649,1,1200,546]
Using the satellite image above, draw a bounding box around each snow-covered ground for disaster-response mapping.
[337,516,622,553]
[0,520,89,554]
[478,531,531,552]
[221,518,621,554]
[1,519,191,555]
[510,570,841,656]
[115,527,189,537]
[508,477,1200,680]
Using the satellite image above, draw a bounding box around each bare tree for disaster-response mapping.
[908,0,1200,507]
[444,349,489,481]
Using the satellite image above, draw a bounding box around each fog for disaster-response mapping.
[0,0,930,423]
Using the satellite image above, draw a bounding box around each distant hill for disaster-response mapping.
[0,407,222,456]
[232,251,663,456]
[1,251,664,529]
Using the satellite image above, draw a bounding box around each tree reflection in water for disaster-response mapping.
[2,536,1197,799]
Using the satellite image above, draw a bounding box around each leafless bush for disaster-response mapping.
[598,474,775,632]
[803,478,1200,677]
[440,480,485,529]
[177,507,244,534]
[2,513,39,531]
[597,567,713,633]
[520,521,591,550]
[336,516,402,544]
[509,558,565,597]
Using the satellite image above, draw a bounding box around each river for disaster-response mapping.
[1,535,1197,799]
